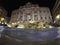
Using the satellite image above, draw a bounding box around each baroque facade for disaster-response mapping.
[10,2,52,24]
[9,2,53,28]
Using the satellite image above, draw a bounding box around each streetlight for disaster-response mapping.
[56,14,60,19]
[1,17,5,21]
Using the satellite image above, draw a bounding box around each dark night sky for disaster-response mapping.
[0,0,56,17]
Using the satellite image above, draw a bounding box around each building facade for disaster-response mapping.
[9,3,53,29]
[0,7,7,24]
[52,0,60,25]
[9,2,53,28]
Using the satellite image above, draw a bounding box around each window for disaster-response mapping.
[34,15,38,21]
[49,22,51,24]
[39,10,41,13]
[43,10,46,13]
[20,16,22,18]
[45,17,47,19]
[41,17,42,19]
[45,22,47,24]
[47,10,49,13]
[20,18,22,21]
[35,15,37,17]
[17,12,19,14]
[49,17,51,19]
[29,19,31,21]
[25,18,27,21]
[34,11,37,13]
[26,13,30,15]
[20,16,22,21]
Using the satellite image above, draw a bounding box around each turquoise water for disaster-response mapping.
[3,27,60,41]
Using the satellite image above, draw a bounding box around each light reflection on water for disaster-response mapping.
[0,27,60,45]
[4,27,58,41]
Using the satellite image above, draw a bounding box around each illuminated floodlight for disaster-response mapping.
[12,23,15,25]
[49,25,53,28]
[7,24,11,27]
[12,23,16,25]
[56,14,60,19]
[29,20,35,23]
[17,24,24,28]
[43,27,46,28]
[1,22,4,24]
[5,22,7,24]
[1,17,5,21]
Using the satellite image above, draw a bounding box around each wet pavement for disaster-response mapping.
[0,37,60,45]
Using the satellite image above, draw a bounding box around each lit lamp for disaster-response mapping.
[12,23,16,25]
[29,20,35,23]
[43,27,46,28]
[0,17,5,24]
[49,25,53,28]
[55,14,60,25]
[1,17,5,21]
[17,24,24,28]
[56,14,60,19]
[5,22,7,24]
